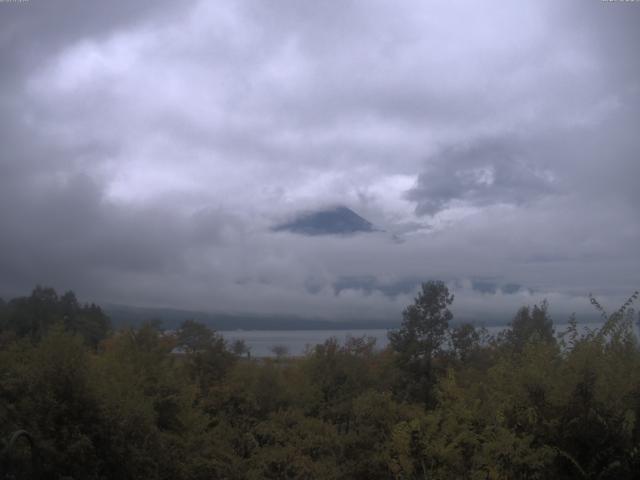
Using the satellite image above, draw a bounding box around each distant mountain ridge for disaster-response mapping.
[274,206,376,236]
[104,303,399,331]
[103,304,523,331]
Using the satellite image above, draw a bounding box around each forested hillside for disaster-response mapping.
[1,283,639,479]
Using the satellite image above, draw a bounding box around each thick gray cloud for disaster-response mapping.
[407,138,557,216]
[0,0,638,323]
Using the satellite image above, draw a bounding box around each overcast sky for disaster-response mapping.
[1,0,639,323]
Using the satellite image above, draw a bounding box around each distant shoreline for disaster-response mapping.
[104,303,610,332]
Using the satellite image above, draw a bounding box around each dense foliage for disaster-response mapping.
[1,284,639,479]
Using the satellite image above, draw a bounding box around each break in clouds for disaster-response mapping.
[1,0,639,322]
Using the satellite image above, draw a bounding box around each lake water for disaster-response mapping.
[220,329,390,357]
[220,321,618,357]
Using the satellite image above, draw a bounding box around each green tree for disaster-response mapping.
[60,291,110,348]
[231,338,251,358]
[504,300,555,352]
[449,323,481,362]
[302,336,380,429]
[177,319,216,353]
[388,280,454,405]
[1,286,110,347]
[176,319,236,394]
[5,285,60,340]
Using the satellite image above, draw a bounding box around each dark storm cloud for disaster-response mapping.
[0,0,638,320]
[0,171,243,300]
[408,138,556,216]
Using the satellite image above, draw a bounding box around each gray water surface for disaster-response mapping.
[220,322,614,357]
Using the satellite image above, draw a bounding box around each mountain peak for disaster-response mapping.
[274,206,375,236]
